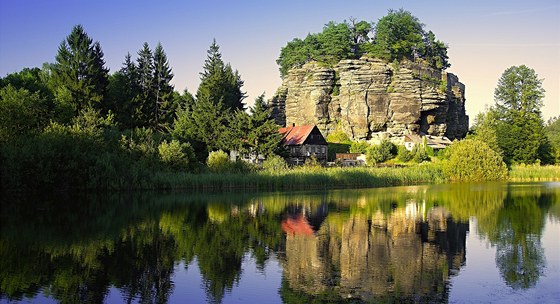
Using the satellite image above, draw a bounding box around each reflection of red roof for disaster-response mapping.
[279,125,315,146]
[281,214,315,235]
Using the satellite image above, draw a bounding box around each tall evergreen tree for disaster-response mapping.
[136,42,155,127]
[52,25,109,114]
[247,94,282,156]
[152,43,175,130]
[107,53,140,128]
[196,40,246,111]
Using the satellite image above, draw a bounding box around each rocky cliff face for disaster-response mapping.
[270,57,469,142]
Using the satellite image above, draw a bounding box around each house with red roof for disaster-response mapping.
[279,124,328,165]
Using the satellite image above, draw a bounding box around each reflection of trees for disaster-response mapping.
[1,184,558,303]
[489,186,554,289]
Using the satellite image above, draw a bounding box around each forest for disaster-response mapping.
[0,9,558,192]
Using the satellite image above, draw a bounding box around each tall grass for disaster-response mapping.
[509,164,560,181]
[152,163,446,192]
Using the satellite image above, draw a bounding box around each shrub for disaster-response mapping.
[412,144,430,163]
[366,139,396,164]
[207,150,233,173]
[350,141,369,154]
[158,140,195,171]
[262,154,289,173]
[442,139,508,182]
[326,129,351,144]
[397,145,413,162]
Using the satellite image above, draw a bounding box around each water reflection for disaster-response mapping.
[0,182,558,303]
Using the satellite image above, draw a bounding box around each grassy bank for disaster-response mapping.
[509,164,560,181]
[152,163,446,192]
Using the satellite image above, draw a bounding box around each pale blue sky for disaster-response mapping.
[1,0,559,121]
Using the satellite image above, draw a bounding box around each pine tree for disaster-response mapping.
[248,94,282,156]
[53,24,109,114]
[152,43,175,130]
[136,42,155,127]
[107,53,140,128]
[197,40,246,111]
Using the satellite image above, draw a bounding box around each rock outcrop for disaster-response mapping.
[270,57,469,142]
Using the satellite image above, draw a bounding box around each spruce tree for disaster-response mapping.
[152,43,175,130]
[136,42,155,127]
[107,53,140,128]
[53,24,109,114]
[197,40,246,111]
[248,94,282,156]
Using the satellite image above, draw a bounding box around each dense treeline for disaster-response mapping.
[0,25,281,191]
[277,9,450,76]
[1,11,558,192]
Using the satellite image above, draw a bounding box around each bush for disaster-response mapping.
[412,144,430,163]
[158,140,195,171]
[262,154,289,173]
[397,145,413,162]
[350,141,369,154]
[207,150,233,173]
[442,139,508,182]
[366,139,396,164]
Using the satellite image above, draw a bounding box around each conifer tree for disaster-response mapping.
[136,42,155,127]
[152,43,175,130]
[197,40,246,111]
[107,53,140,128]
[53,25,109,114]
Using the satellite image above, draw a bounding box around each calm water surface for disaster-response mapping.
[1,182,559,303]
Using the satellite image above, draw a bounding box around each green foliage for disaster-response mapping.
[442,139,508,182]
[262,154,289,173]
[366,139,396,164]
[0,85,50,142]
[349,141,369,154]
[197,40,246,111]
[468,110,502,156]
[303,155,322,171]
[326,129,352,144]
[207,150,232,173]
[276,20,372,77]
[545,116,560,163]
[158,140,195,171]
[494,65,544,118]
[467,66,554,165]
[411,144,430,163]
[370,9,450,69]
[52,25,109,114]
[397,145,413,162]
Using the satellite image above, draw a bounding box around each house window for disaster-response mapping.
[321,146,326,154]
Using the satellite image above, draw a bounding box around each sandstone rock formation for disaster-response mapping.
[270,57,469,142]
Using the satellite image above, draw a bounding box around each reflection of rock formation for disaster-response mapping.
[282,202,468,302]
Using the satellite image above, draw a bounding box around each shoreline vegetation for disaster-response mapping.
[153,164,560,192]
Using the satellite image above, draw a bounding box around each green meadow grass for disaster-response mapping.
[509,164,560,181]
[152,163,446,192]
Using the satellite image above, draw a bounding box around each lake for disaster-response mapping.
[1,182,559,303]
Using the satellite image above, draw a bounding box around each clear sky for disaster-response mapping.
[1,0,559,123]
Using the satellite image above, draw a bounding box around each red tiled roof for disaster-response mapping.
[279,125,315,145]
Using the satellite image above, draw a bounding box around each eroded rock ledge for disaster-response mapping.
[269,57,468,142]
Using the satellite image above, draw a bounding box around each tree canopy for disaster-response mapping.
[276,9,450,77]
[52,24,109,114]
[470,65,555,165]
